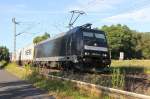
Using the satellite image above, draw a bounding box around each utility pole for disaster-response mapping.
[12,18,16,61]
[12,17,19,61]
[68,10,85,30]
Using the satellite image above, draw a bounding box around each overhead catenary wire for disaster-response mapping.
[17,22,40,36]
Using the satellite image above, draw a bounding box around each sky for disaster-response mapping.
[0,0,150,52]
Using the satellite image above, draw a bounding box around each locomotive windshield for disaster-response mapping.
[83,31,107,47]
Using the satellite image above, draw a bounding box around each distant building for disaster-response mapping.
[119,52,124,60]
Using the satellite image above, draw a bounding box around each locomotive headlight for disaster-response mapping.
[85,52,87,55]
[102,53,107,57]
[85,52,89,55]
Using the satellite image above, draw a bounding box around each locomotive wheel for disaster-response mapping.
[62,62,69,71]
[74,63,85,72]
[62,61,74,72]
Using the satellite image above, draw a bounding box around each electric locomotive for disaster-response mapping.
[34,23,111,72]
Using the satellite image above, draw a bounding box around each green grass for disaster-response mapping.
[4,62,27,78]
[111,68,125,89]
[0,60,6,64]
[111,60,150,67]
[0,60,8,69]
[111,60,150,74]
[3,62,100,99]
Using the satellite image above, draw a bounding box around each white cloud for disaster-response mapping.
[67,0,123,13]
[102,6,150,23]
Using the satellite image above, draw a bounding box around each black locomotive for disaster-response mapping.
[34,23,111,72]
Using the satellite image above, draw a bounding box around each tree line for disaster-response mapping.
[0,46,9,61]
[100,24,150,59]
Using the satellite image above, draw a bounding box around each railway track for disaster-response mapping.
[46,68,150,81]
[38,66,150,82]
[39,70,150,99]
[37,67,150,95]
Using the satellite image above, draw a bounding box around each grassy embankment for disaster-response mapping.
[3,62,99,99]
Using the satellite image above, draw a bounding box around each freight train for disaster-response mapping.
[13,23,111,72]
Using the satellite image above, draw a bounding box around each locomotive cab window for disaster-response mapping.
[83,31,107,47]
[95,33,105,39]
[83,32,94,37]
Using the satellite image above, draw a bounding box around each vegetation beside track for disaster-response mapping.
[3,62,100,99]
[48,60,150,95]
[111,60,150,74]
[0,60,8,69]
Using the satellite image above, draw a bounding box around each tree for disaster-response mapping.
[101,24,135,59]
[100,24,150,59]
[130,32,143,59]
[33,32,50,44]
[0,46,9,61]
[140,33,150,59]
